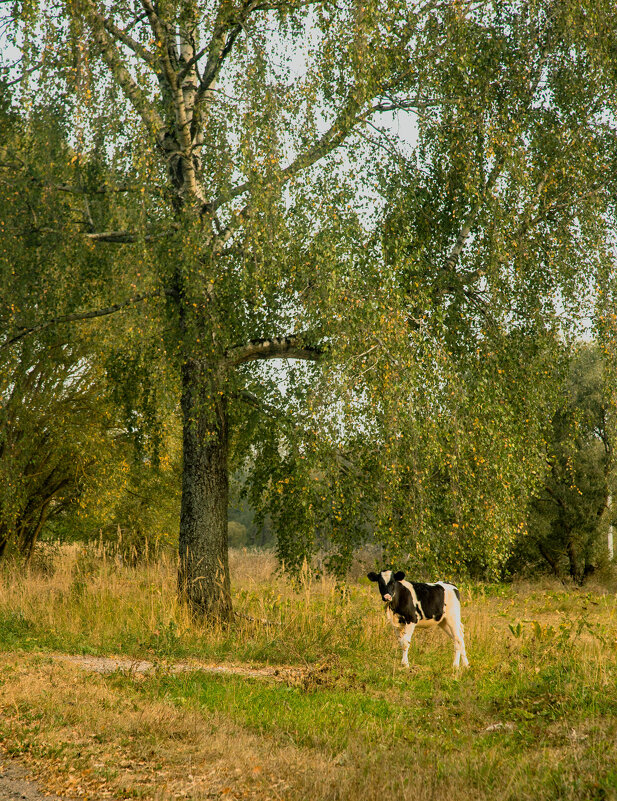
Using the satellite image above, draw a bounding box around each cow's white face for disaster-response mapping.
[367,570,405,602]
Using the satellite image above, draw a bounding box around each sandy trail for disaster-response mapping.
[0,757,65,801]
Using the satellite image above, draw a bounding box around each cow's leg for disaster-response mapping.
[456,622,469,668]
[439,617,469,669]
[449,600,469,668]
[398,622,415,668]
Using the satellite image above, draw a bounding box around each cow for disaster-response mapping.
[367,570,469,669]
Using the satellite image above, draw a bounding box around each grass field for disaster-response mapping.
[0,545,616,800]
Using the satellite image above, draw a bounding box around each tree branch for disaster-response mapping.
[371,96,453,113]
[34,225,178,243]
[211,204,251,253]
[99,13,157,68]
[225,334,322,366]
[211,87,370,212]
[442,156,504,273]
[194,0,323,114]
[235,388,285,419]
[84,228,176,243]
[82,0,166,147]
[2,61,45,86]
[195,18,244,109]
[1,289,170,351]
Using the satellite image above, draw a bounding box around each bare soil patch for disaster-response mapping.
[49,652,339,690]
[50,652,295,679]
[0,755,66,801]
[48,654,311,684]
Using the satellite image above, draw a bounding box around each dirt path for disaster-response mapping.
[49,652,308,682]
[0,757,65,801]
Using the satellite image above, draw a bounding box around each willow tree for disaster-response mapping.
[2,0,431,617]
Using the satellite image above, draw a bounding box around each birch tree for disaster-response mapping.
[342,0,617,578]
[2,0,422,618]
[243,0,617,580]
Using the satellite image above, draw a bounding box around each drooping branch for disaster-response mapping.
[211,204,250,253]
[84,228,177,243]
[194,0,326,114]
[211,88,370,213]
[371,96,453,113]
[2,60,45,86]
[225,334,322,366]
[1,289,170,350]
[236,388,283,418]
[34,226,178,243]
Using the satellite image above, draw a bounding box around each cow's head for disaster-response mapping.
[367,570,405,602]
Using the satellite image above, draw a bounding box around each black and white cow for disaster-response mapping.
[367,570,469,669]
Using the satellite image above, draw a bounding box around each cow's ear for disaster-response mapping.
[394,571,405,581]
[367,572,379,582]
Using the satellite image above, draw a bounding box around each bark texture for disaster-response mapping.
[178,358,231,620]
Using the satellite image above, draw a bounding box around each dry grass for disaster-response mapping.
[1,546,617,800]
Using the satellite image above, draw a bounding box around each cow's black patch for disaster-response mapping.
[392,582,417,624]
[412,583,446,621]
[368,572,453,626]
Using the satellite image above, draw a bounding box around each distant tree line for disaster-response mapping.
[511,344,615,584]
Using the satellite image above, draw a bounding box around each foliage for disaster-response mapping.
[0,338,113,558]
[49,436,182,561]
[362,0,617,580]
[243,0,617,580]
[0,97,180,561]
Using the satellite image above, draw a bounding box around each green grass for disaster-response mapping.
[98,650,617,800]
[107,645,615,751]
[134,672,398,750]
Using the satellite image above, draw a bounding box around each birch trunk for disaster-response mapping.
[178,357,232,620]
